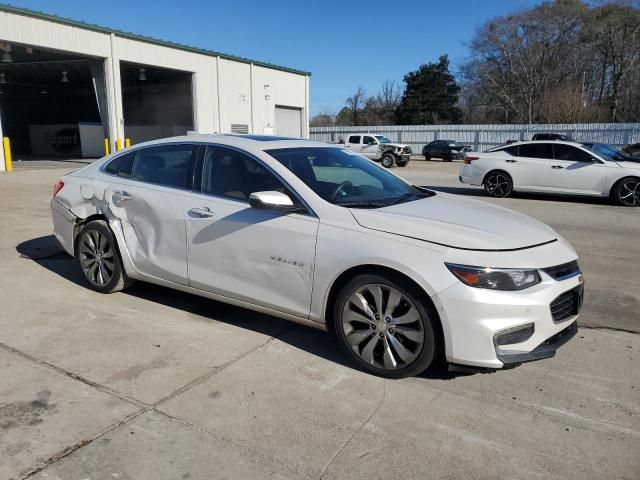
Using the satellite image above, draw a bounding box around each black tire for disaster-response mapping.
[611,176,640,207]
[381,153,396,168]
[424,153,431,161]
[76,220,133,293]
[333,273,437,379]
[483,170,513,198]
[397,160,409,167]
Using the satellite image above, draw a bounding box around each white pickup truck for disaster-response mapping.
[340,134,412,168]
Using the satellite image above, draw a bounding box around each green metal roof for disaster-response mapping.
[0,3,311,76]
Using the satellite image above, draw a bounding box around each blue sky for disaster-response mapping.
[6,0,542,114]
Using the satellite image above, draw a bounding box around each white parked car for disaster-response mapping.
[459,140,640,206]
[341,134,411,168]
[51,135,582,378]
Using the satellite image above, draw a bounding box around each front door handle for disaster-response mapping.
[113,190,132,201]
[188,207,214,218]
[506,159,517,163]
[551,165,564,169]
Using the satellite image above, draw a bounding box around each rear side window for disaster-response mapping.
[348,136,361,144]
[105,152,135,177]
[553,144,593,162]
[504,146,519,156]
[518,143,553,159]
[130,144,198,189]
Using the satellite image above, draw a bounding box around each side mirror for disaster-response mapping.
[249,191,301,213]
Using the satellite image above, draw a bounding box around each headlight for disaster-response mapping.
[445,263,541,291]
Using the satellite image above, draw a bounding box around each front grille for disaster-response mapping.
[543,260,580,280]
[550,285,584,322]
[403,146,412,154]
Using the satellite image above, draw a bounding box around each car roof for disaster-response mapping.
[494,140,586,148]
[121,134,332,152]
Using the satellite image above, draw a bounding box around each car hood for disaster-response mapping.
[349,193,558,251]
[382,143,409,148]
[616,159,640,168]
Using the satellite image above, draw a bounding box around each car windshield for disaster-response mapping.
[266,147,432,208]
[375,136,392,144]
[585,143,619,161]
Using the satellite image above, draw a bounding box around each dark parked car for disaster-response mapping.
[422,140,471,161]
[531,133,571,141]
[622,143,640,157]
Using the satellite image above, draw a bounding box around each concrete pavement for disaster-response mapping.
[0,164,638,479]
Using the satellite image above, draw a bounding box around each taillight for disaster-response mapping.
[53,180,65,197]
[464,156,479,164]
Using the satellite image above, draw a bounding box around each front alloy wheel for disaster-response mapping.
[484,171,513,198]
[614,177,640,207]
[335,274,436,378]
[381,153,396,168]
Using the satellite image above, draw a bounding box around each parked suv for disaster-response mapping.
[342,134,411,168]
[531,133,571,141]
[422,140,471,161]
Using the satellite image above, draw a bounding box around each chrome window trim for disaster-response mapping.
[100,142,201,194]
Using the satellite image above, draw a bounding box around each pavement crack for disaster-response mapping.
[152,324,299,408]
[318,378,387,479]
[22,408,147,479]
[0,342,146,409]
[580,325,639,335]
[153,409,314,479]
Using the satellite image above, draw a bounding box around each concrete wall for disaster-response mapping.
[0,9,310,152]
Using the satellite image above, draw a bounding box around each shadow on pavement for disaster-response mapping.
[16,235,462,381]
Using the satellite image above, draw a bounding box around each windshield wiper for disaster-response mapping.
[335,200,388,208]
[388,192,430,205]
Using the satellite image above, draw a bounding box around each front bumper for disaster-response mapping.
[434,264,583,369]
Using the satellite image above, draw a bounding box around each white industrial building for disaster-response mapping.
[0,4,310,165]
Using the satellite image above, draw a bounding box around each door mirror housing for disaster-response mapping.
[249,191,301,212]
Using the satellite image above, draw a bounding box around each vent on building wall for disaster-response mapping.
[231,124,249,134]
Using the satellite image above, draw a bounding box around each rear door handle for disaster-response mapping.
[506,159,517,163]
[113,190,131,201]
[551,165,564,169]
[188,207,214,218]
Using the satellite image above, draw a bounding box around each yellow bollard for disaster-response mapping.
[116,139,123,151]
[104,138,110,156]
[125,138,131,148]
[2,137,12,172]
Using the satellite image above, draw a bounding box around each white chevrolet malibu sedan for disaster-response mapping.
[51,135,583,378]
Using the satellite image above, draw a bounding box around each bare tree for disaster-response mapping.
[345,86,367,126]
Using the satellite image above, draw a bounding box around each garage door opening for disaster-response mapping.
[275,105,302,138]
[0,43,104,159]
[120,62,194,144]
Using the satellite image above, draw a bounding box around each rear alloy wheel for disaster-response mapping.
[77,220,132,293]
[334,274,436,378]
[381,153,396,168]
[613,177,640,207]
[484,171,513,198]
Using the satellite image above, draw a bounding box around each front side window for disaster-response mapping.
[201,146,289,201]
[518,143,553,159]
[553,144,594,163]
[363,136,376,145]
[267,147,431,208]
[348,136,361,144]
[130,144,197,189]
